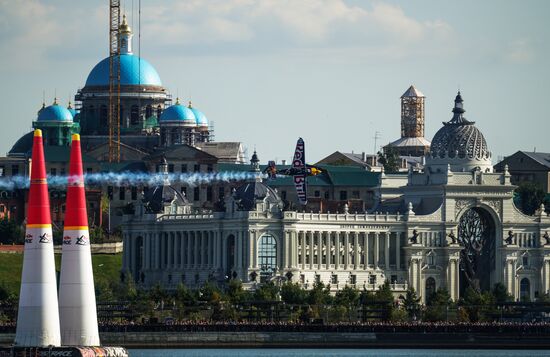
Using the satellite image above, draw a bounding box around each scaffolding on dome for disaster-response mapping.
[108,0,121,163]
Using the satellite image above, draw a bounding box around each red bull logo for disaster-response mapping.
[63,236,72,245]
[25,233,33,244]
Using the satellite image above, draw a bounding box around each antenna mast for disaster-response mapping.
[108,0,121,163]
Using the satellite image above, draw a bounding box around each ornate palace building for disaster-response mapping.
[121,92,550,303]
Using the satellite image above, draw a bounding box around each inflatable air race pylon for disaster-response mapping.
[15,129,61,347]
[58,133,100,346]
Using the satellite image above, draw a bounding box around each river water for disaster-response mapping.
[128,349,550,357]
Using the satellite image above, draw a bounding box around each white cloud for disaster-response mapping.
[141,0,454,57]
[505,39,535,64]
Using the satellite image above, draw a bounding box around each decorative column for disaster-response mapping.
[335,232,341,269]
[374,232,380,268]
[395,232,401,270]
[144,233,150,270]
[202,231,207,268]
[160,233,166,269]
[544,258,550,295]
[213,231,219,270]
[344,231,349,270]
[353,232,359,270]
[235,231,242,273]
[221,233,227,273]
[446,257,460,301]
[326,232,331,267]
[385,232,390,269]
[363,232,369,268]
[308,231,314,270]
[250,230,256,269]
[505,258,516,298]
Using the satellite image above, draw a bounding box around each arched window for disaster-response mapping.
[130,105,139,125]
[258,234,277,283]
[145,105,153,118]
[520,278,530,301]
[425,277,436,300]
[156,105,162,119]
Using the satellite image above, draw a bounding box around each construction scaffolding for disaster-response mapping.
[108,0,121,162]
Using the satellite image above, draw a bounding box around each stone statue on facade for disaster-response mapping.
[505,230,515,245]
[410,229,419,244]
[446,230,457,245]
[543,231,550,246]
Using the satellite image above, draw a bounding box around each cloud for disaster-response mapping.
[141,0,454,58]
[505,39,535,64]
[0,1,106,69]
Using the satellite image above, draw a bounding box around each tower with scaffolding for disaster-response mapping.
[384,85,431,157]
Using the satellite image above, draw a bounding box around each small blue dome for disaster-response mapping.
[37,103,73,122]
[189,106,208,127]
[85,54,162,87]
[160,102,196,125]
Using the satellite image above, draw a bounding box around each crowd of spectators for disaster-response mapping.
[94,320,550,334]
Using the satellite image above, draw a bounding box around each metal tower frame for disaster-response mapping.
[108,0,121,163]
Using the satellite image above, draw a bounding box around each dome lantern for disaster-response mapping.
[119,14,133,55]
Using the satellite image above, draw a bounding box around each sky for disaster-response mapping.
[0,0,549,163]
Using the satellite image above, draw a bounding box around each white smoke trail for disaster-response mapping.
[0,171,264,190]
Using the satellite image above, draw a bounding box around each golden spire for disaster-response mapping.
[53,97,58,105]
[67,100,73,109]
[120,14,132,34]
[188,101,193,109]
[175,97,180,105]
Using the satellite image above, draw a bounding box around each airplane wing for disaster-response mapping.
[293,174,307,205]
[292,137,306,170]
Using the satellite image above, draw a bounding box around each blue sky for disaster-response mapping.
[0,0,548,163]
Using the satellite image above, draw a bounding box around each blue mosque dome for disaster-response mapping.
[85,54,162,87]
[37,100,73,122]
[188,102,208,127]
[160,99,196,125]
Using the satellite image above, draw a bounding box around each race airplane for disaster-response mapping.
[264,138,324,205]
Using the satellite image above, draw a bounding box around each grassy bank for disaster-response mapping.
[0,252,122,296]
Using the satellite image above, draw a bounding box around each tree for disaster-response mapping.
[307,281,332,305]
[378,146,400,173]
[375,281,395,320]
[424,288,452,322]
[280,282,308,305]
[402,288,421,318]
[515,182,546,215]
[492,283,512,303]
[460,287,495,322]
[334,285,360,307]
[253,282,279,301]
[0,218,23,244]
[199,281,223,304]
[227,279,251,304]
